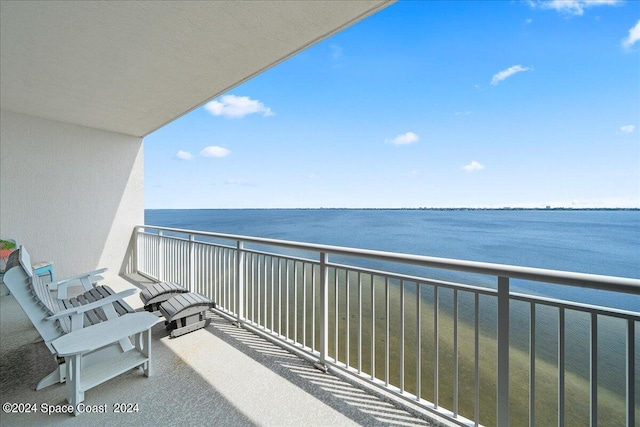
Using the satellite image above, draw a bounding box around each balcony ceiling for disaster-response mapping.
[0,1,392,137]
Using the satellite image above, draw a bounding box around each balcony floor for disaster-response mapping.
[0,275,439,427]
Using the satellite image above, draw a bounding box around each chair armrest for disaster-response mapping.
[46,288,137,320]
[49,268,108,298]
[51,312,159,356]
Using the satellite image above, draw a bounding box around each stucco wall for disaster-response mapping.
[0,110,143,279]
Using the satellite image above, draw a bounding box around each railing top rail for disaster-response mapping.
[137,225,640,295]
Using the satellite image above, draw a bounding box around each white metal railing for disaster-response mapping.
[134,225,640,427]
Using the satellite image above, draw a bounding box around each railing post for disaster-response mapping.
[628,320,636,427]
[314,252,329,372]
[189,234,195,292]
[158,230,164,282]
[133,226,139,274]
[234,241,244,326]
[497,276,510,427]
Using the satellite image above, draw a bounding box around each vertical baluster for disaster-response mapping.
[400,280,405,394]
[434,285,439,408]
[221,247,225,309]
[214,245,218,308]
[158,231,164,282]
[453,288,458,417]
[475,293,480,427]
[203,245,208,301]
[245,251,249,320]
[144,233,147,276]
[303,262,307,347]
[212,246,217,309]
[371,274,376,380]
[335,268,339,363]
[232,248,236,312]
[264,255,268,328]
[224,247,228,310]
[193,242,198,295]
[227,248,232,311]
[145,234,149,276]
[312,264,316,351]
[205,246,210,300]
[559,307,565,427]
[627,320,635,427]
[137,231,142,273]
[530,303,536,427]
[294,261,298,343]
[315,252,329,372]
[174,239,178,284]
[497,276,510,427]
[220,247,225,307]
[278,258,282,336]
[286,259,290,340]
[416,282,421,401]
[258,255,262,327]
[235,241,244,324]
[150,234,155,277]
[213,246,217,306]
[142,233,145,277]
[346,271,350,369]
[251,254,256,323]
[358,271,362,374]
[271,257,275,332]
[385,277,389,387]
[264,256,268,328]
[224,248,230,307]
[590,313,598,427]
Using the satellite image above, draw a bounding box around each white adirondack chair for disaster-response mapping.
[3,246,159,415]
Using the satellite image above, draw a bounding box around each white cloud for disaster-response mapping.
[330,44,344,60]
[620,125,636,134]
[528,0,621,16]
[463,160,485,173]
[176,150,193,160]
[388,132,420,146]
[455,111,472,116]
[200,146,231,158]
[622,20,640,49]
[491,65,531,85]
[204,95,274,119]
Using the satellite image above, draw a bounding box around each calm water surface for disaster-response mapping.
[146,209,639,308]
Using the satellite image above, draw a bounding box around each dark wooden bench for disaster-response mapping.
[140,281,216,338]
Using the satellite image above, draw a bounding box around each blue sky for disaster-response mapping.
[145,0,640,209]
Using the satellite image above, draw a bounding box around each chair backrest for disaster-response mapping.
[4,247,63,352]
[17,243,33,278]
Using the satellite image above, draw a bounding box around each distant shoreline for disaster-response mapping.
[146,207,640,211]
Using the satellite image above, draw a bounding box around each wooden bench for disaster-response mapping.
[139,281,215,337]
[160,292,215,338]
[139,281,189,313]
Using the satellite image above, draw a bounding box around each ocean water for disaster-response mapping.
[145,209,639,306]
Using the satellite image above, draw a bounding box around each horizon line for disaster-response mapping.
[145,207,640,211]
